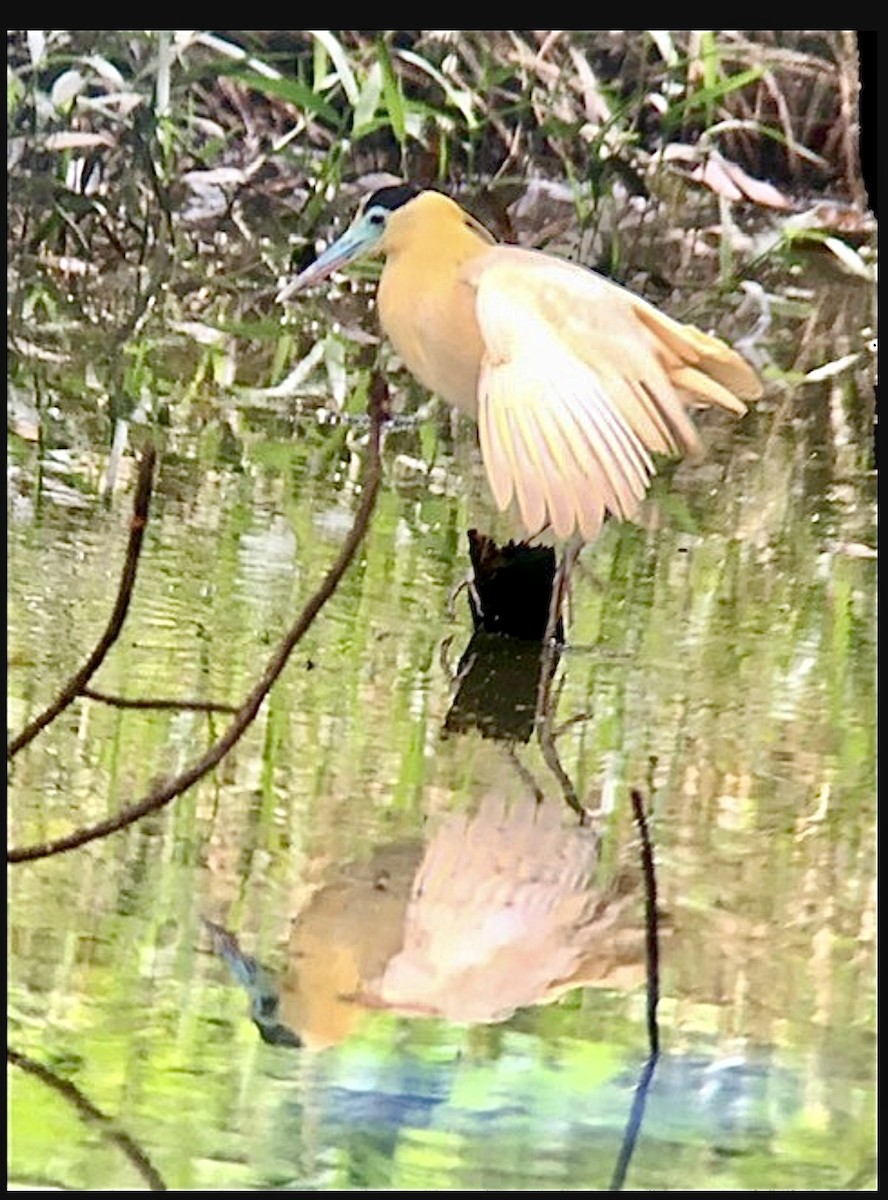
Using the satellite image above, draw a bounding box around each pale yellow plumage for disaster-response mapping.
[282,188,762,541]
[363,793,642,1023]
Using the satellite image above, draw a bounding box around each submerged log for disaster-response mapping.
[466,529,564,643]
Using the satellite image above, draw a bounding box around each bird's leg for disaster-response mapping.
[534,534,589,822]
[542,533,583,648]
[445,574,472,622]
[535,531,582,768]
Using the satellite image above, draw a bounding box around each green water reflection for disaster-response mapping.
[8,278,876,1189]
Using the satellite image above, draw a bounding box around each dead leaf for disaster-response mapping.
[44,131,116,151]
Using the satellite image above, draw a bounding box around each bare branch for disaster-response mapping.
[81,687,239,714]
[7,444,157,759]
[607,790,662,1191]
[8,1046,166,1191]
[8,378,387,864]
[630,788,660,1056]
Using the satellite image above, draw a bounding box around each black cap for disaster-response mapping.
[364,182,422,212]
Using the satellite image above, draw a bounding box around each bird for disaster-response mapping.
[278,183,762,543]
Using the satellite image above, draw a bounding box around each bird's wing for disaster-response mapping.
[468,247,760,539]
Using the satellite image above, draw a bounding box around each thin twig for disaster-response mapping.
[502,744,547,805]
[8,1046,167,1191]
[630,788,660,1054]
[607,789,662,1190]
[81,687,239,714]
[537,700,586,820]
[7,444,157,759]
[535,623,584,819]
[607,1053,658,1191]
[837,31,866,209]
[8,379,386,864]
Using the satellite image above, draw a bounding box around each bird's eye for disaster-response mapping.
[367,209,386,227]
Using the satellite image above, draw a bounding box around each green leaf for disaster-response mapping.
[419,419,439,467]
[376,40,406,147]
[699,30,720,93]
[683,66,765,113]
[8,64,25,116]
[353,61,383,137]
[231,71,340,126]
[308,29,360,107]
[395,48,478,129]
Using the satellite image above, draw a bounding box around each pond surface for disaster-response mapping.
[8,227,876,1190]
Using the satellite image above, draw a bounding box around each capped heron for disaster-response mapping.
[278,184,762,544]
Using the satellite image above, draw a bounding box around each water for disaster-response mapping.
[8,255,876,1189]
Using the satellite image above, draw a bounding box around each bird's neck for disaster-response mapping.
[382,215,491,273]
[377,219,489,414]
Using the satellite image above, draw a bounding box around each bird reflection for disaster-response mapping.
[203,918,302,1048]
[221,795,647,1050]
[357,794,642,1023]
[278,842,421,1050]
